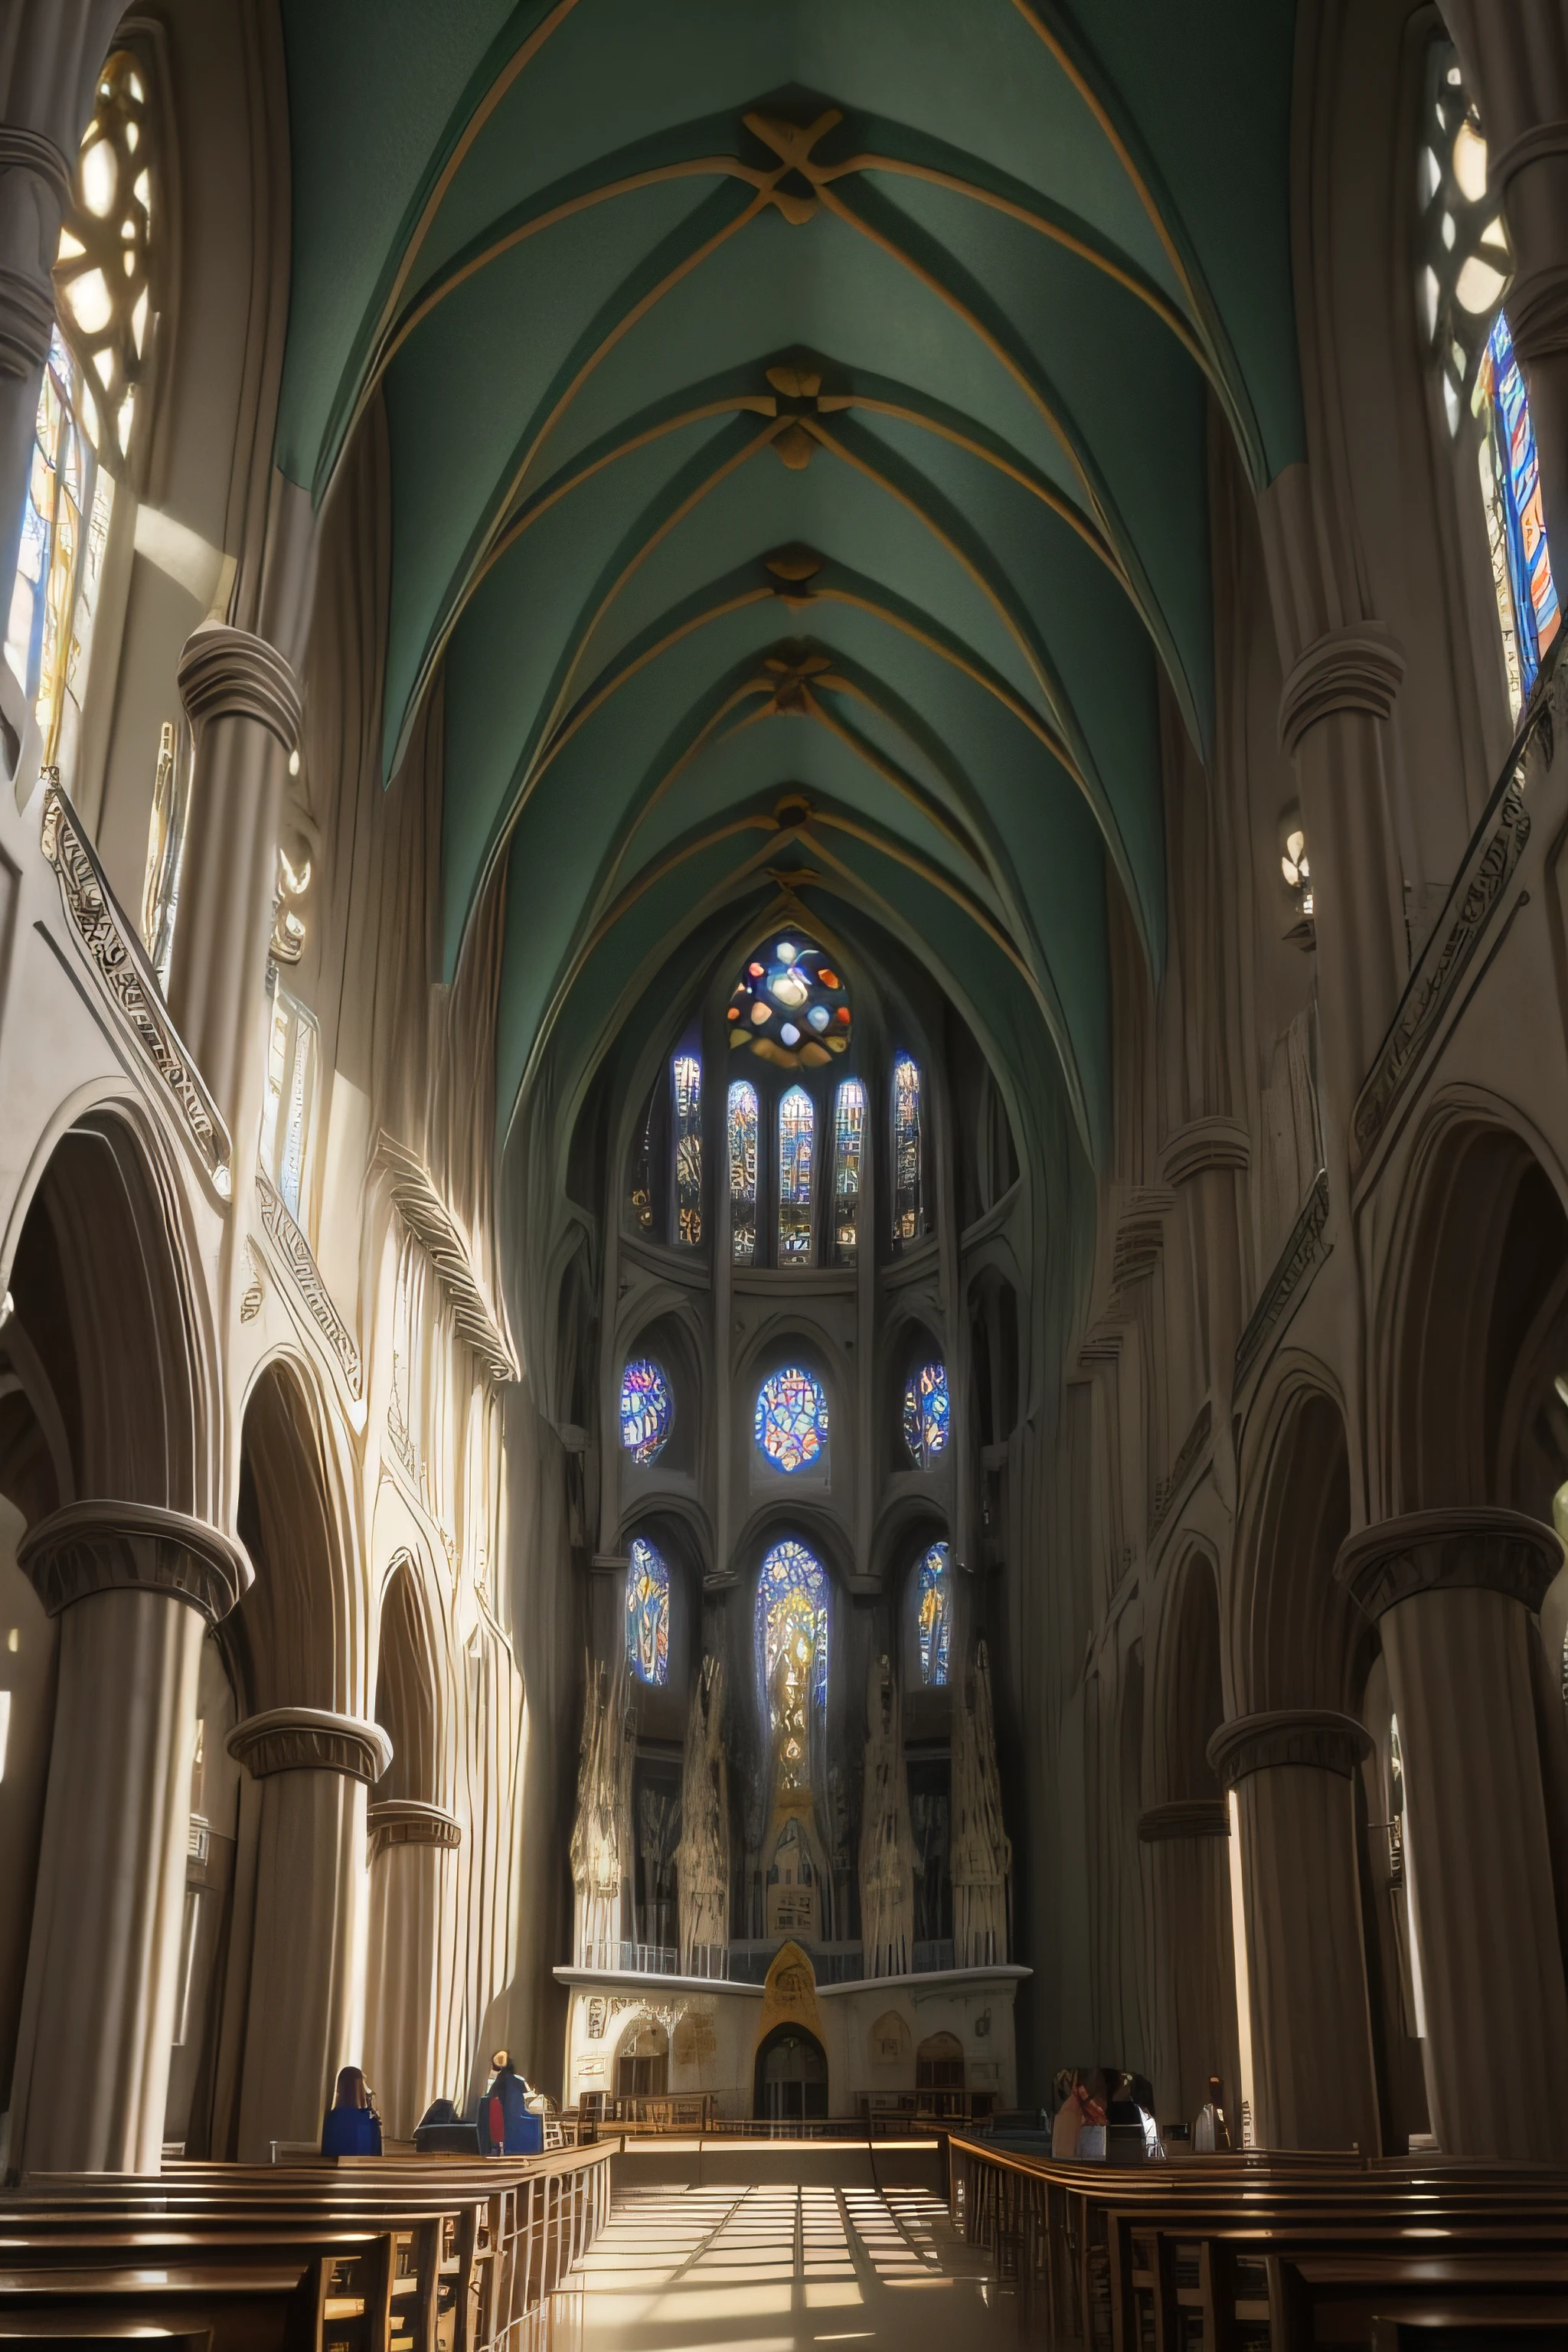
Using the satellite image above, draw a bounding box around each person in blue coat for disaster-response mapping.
[322,2065,383,2156]
[479,2050,542,2155]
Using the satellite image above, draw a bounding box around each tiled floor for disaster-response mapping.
[542,2177,1013,2350]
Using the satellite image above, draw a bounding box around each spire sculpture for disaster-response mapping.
[858,1651,918,1976]
[951,1639,1012,1967]
[570,1649,635,1967]
[675,1655,730,1971]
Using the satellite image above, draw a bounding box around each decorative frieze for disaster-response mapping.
[1233,1168,1330,1393]
[376,1133,518,1386]
[18,1498,250,1624]
[1336,1505,1562,1623]
[228,1706,392,1785]
[368,1798,462,1858]
[1207,1708,1371,1789]
[1137,1798,1230,1843]
[1149,1400,1213,1544]
[255,1168,363,1402]
[39,785,234,1199]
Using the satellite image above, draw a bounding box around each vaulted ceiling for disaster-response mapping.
[277,0,1302,1167]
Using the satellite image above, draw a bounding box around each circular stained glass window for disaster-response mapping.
[620,1357,672,1465]
[902,1361,950,1468]
[727,934,851,1071]
[754,1364,829,1473]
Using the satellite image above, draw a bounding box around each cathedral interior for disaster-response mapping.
[3,2,1568,2345]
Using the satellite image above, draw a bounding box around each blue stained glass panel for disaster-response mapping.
[754,1364,828,1473]
[778,1084,815,1263]
[756,1535,830,1739]
[619,1357,672,1465]
[917,1542,952,1687]
[1477,309,1560,704]
[728,1079,758,1263]
[891,1054,923,1243]
[902,1361,950,1468]
[626,1535,671,1685]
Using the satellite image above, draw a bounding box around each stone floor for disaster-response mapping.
[541,2174,1014,2350]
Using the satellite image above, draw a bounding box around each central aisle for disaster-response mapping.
[551,2175,1013,2350]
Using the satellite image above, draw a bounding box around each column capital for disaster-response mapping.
[1336,1505,1562,1622]
[177,624,301,756]
[17,1499,250,1623]
[0,127,70,380]
[1278,622,1405,756]
[1207,1708,1371,1789]
[1138,1798,1230,1843]
[228,1706,392,1784]
[368,1798,462,1858]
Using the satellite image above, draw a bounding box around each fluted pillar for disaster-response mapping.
[1442,3,1568,569]
[1138,1799,1240,2132]
[1338,1507,1568,2158]
[1278,626,1407,1135]
[228,1707,390,2162]
[363,1800,464,2139]
[8,1501,249,2174]
[1208,1710,1380,2153]
[166,626,301,1148]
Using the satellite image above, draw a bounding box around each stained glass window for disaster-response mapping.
[260,980,318,1223]
[727,934,851,1070]
[756,1537,828,1786]
[728,1079,758,1264]
[832,1078,866,1263]
[903,1361,951,1468]
[619,1357,673,1465]
[5,328,114,790]
[754,1364,829,1473]
[778,1085,815,1263]
[891,1054,923,1243]
[626,1536,671,1686]
[917,1542,952,1687]
[671,1052,702,1246]
[1475,310,1560,714]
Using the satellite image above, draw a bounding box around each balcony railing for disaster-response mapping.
[579,1941,731,1979]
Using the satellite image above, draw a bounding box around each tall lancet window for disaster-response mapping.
[832,1078,866,1263]
[728,1079,758,1263]
[671,1051,702,1245]
[778,1084,815,1263]
[891,1054,924,1243]
[756,1537,828,1791]
[917,1543,952,1687]
[626,1536,670,1687]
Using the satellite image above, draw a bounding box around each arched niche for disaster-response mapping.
[1154,1549,1227,1802]
[614,2013,669,2099]
[614,1305,702,1483]
[740,1330,843,1499]
[374,1557,443,1808]
[227,1354,356,1717]
[1387,1112,1568,1517]
[884,1314,950,1480]
[1235,1375,1365,1713]
[968,1266,1021,1452]
[617,1507,699,1736]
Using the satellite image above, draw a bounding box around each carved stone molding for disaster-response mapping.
[0,129,70,379]
[40,786,234,1198]
[1278,623,1405,756]
[228,1706,393,1785]
[177,625,301,756]
[368,1798,463,1859]
[1336,1506,1562,1624]
[1158,1118,1251,1186]
[18,1498,251,1624]
[1233,1168,1330,1392]
[1489,116,1568,192]
[1138,1798,1230,1843]
[1207,1709,1372,1789]
[1149,1399,1213,1545]
[1507,261,1568,364]
[255,1169,363,1401]
[374,1133,518,1385]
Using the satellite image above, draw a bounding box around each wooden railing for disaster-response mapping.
[0,2143,615,2352]
[947,2134,1568,2347]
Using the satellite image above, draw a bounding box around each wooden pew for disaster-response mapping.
[0,2145,616,2352]
[947,2134,1568,2350]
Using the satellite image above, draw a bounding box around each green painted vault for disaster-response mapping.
[276,0,1302,1168]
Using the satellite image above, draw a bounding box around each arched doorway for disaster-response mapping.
[753,2022,828,2120]
[616,2018,669,2099]
[916,2030,965,2120]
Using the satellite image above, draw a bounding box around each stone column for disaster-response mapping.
[1442,3,1568,570]
[1138,1798,1240,2133]
[1208,1710,1380,2153]
[362,1799,463,2140]
[227,1707,391,2163]
[167,626,301,1148]
[1338,1506,1568,2158]
[8,1500,249,2174]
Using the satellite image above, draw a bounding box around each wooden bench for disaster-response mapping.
[0,2144,616,2352]
[947,2135,1568,2350]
